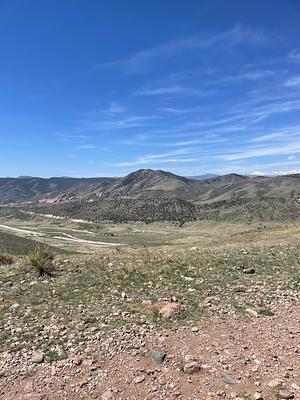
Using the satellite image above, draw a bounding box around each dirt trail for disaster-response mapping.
[0,223,121,247]
[0,224,43,237]
[52,235,121,246]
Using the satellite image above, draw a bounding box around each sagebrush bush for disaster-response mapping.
[0,253,14,265]
[27,249,55,277]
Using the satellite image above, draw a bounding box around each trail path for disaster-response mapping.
[0,223,121,246]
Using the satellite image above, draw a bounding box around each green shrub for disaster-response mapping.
[258,308,274,317]
[27,249,55,277]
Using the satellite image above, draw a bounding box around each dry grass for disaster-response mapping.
[0,234,299,357]
[27,248,55,277]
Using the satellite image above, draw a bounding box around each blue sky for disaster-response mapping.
[1,0,300,177]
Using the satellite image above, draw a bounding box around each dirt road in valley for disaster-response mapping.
[0,224,43,237]
[0,223,121,247]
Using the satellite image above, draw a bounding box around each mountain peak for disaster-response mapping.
[129,168,168,176]
[209,173,248,184]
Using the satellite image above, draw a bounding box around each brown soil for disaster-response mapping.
[1,305,299,400]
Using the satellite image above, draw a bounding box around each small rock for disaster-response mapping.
[150,348,166,364]
[71,356,82,366]
[254,392,263,400]
[291,383,300,391]
[101,389,115,400]
[191,326,199,332]
[159,302,181,319]
[243,267,256,274]
[278,391,294,399]
[31,351,44,364]
[23,395,46,400]
[268,379,283,388]
[183,361,200,374]
[79,379,88,388]
[142,299,152,305]
[246,308,259,318]
[134,374,146,384]
[218,370,236,385]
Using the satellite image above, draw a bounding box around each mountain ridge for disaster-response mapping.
[0,169,300,205]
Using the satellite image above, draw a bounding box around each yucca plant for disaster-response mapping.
[27,248,55,277]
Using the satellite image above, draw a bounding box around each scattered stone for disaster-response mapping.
[150,348,166,364]
[31,351,45,364]
[191,326,199,332]
[71,355,82,366]
[291,383,300,391]
[134,374,146,384]
[267,379,283,388]
[218,370,237,385]
[246,308,259,318]
[142,299,152,305]
[278,391,294,399]
[101,389,116,400]
[243,267,256,274]
[159,302,181,319]
[254,392,263,400]
[183,361,200,374]
[23,395,46,400]
[79,379,88,388]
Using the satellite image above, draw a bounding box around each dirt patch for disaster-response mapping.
[1,306,299,400]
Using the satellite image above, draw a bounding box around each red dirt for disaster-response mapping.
[1,306,300,400]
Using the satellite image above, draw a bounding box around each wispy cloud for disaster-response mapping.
[284,76,300,88]
[136,85,208,97]
[103,102,126,114]
[165,137,228,146]
[158,106,199,114]
[222,142,300,161]
[251,126,300,143]
[96,24,273,74]
[203,69,286,87]
[76,144,97,150]
[289,49,300,63]
[121,133,148,145]
[113,148,194,167]
[251,132,284,143]
[55,132,90,142]
[75,113,160,132]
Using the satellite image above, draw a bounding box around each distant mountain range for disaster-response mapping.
[188,174,219,180]
[0,168,300,205]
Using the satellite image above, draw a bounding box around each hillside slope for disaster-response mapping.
[0,176,115,204]
[102,169,204,200]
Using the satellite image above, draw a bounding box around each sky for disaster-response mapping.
[1,0,300,178]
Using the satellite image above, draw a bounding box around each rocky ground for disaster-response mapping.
[1,240,300,400]
[1,305,299,400]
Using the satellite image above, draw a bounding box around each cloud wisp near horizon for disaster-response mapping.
[0,0,300,177]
